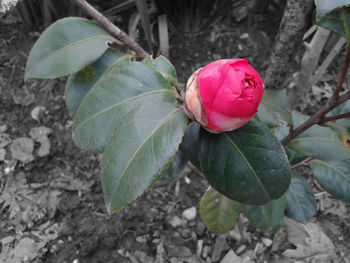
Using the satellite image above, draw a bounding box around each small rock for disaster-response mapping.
[182,207,197,220]
[186,255,205,263]
[169,216,186,228]
[136,235,147,243]
[0,133,11,148]
[196,221,206,236]
[236,244,246,255]
[167,246,192,258]
[212,236,229,262]
[202,245,209,259]
[180,229,191,239]
[196,239,203,257]
[240,33,249,39]
[228,229,241,242]
[0,148,5,161]
[10,137,34,164]
[220,250,241,263]
[134,250,154,263]
[261,237,272,247]
[37,137,51,157]
[31,106,46,121]
[1,235,15,245]
[169,257,178,263]
[29,126,52,157]
[0,124,7,133]
[29,126,52,140]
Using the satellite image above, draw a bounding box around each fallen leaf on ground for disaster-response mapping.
[282,217,335,260]
[0,237,45,263]
[29,126,53,157]
[10,137,34,163]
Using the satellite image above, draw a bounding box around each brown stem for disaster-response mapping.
[281,91,350,146]
[319,112,350,124]
[330,43,350,103]
[290,157,313,169]
[74,0,149,59]
[282,42,350,146]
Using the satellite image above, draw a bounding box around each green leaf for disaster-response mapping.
[73,61,177,152]
[143,55,177,81]
[25,17,115,80]
[316,5,350,41]
[288,111,350,160]
[257,89,292,127]
[273,124,307,164]
[315,0,350,17]
[285,148,308,165]
[165,150,188,180]
[179,122,201,168]
[65,49,131,114]
[285,175,316,223]
[200,188,242,234]
[310,159,350,202]
[243,195,286,233]
[101,103,187,214]
[326,100,350,135]
[199,119,291,205]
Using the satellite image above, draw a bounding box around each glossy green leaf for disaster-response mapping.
[101,103,187,214]
[326,100,350,135]
[316,4,350,41]
[285,175,316,223]
[315,0,350,17]
[179,122,200,168]
[65,49,131,114]
[257,89,292,127]
[200,119,291,205]
[310,159,350,202]
[200,188,242,234]
[243,195,286,233]
[165,150,188,179]
[73,61,177,152]
[25,17,115,80]
[143,55,177,81]
[289,111,350,160]
[285,148,307,165]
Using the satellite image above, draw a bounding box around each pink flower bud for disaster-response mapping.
[184,59,264,133]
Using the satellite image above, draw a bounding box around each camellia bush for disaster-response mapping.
[24,0,350,234]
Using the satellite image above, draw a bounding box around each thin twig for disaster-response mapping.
[74,0,149,59]
[318,112,350,124]
[330,43,350,103]
[290,157,313,169]
[281,90,350,146]
[282,45,350,147]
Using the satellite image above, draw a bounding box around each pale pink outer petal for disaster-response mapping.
[205,110,253,132]
[184,69,208,126]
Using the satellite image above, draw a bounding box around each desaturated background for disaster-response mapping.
[0,1,350,263]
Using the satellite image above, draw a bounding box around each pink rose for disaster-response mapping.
[184,59,264,133]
